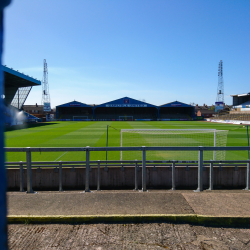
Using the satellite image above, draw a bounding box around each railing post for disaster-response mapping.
[19,161,24,192]
[208,161,213,190]
[59,161,63,192]
[245,160,250,190]
[85,146,90,192]
[97,160,101,191]
[134,160,138,190]
[195,147,203,192]
[172,161,176,190]
[26,148,34,193]
[142,146,147,192]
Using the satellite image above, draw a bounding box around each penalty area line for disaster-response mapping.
[54,152,68,162]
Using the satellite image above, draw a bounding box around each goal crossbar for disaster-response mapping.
[119,116,133,120]
[120,129,228,161]
[73,116,88,121]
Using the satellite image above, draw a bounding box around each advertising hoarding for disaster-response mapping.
[215,102,224,112]
[43,102,51,112]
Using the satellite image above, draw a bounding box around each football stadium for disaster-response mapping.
[3,65,250,163]
[3,64,250,192]
[3,2,250,249]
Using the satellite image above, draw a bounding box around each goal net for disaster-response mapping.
[120,129,228,161]
[73,116,88,121]
[119,116,133,121]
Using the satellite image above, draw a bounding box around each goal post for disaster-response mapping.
[120,129,228,161]
[73,116,88,121]
[119,116,133,121]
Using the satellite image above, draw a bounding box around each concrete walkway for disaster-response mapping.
[7,190,250,225]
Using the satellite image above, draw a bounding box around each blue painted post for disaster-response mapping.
[208,162,213,190]
[142,146,147,192]
[59,161,63,192]
[97,160,101,191]
[26,148,34,193]
[195,147,203,192]
[19,161,24,192]
[172,162,176,190]
[245,160,250,191]
[85,146,90,192]
[0,1,12,248]
[134,160,138,190]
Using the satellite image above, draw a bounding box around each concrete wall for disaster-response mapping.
[7,167,246,190]
[7,166,247,191]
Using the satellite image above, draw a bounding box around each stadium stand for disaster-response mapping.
[94,107,157,120]
[3,65,41,109]
[217,112,250,121]
[2,65,41,126]
[211,93,250,122]
[56,98,196,121]
[94,97,158,121]
[231,93,250,107]
[56,101,93,120]
[159,101,194,121]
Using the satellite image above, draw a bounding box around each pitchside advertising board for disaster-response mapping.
[215,102,223,112]
[43,102,51,112]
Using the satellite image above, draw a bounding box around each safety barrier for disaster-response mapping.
[5,146,250,193]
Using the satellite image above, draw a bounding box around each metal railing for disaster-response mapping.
[5,146,250,193]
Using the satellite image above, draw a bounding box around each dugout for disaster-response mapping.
[56,101,93,120]
[159,101,195,120]
[94,97,158,121]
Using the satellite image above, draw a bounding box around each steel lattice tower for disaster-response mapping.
[216,60,224,103]
[41,59,50,105]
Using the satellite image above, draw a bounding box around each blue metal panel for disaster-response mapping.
[96,97,157,108]
[2,65,41,85]
[56,101,92,108]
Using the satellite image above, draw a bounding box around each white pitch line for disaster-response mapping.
[54,152,68,162]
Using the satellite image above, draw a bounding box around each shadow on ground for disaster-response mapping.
[5,122,58,132]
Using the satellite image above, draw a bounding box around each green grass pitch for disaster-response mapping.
[4,121,250,162]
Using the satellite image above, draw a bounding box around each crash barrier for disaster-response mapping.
[5,146,250,193]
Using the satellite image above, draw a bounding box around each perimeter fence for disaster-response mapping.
[5,146,250,193]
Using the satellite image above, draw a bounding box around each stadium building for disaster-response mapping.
[159,101,194,121]
[94,97,158,121]
[56,97,196,121]
[3,65,41,125]
[231,93,250,110]
[207,92,250,123]
[56,101,93,121]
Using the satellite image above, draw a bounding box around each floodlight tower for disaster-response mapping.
[41,59,51,112]
[216,60,224,103]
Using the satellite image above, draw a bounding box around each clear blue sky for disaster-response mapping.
[3,0,250,108]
